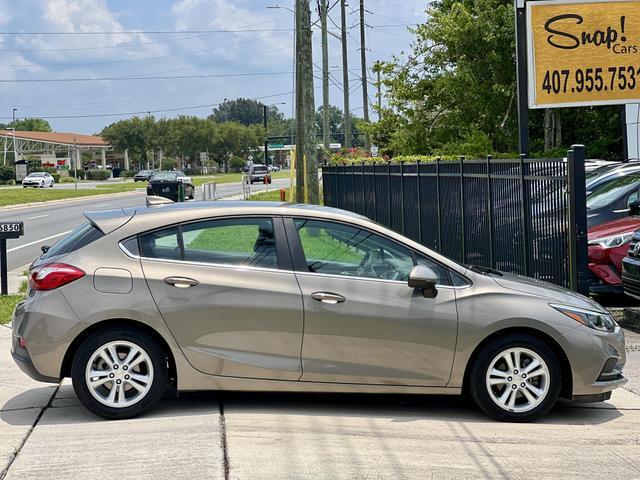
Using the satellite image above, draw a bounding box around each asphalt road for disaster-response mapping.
[1,178,289,271]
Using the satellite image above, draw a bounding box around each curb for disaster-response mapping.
[0,190,144,213]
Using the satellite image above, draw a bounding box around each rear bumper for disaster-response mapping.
[11,351,59,383]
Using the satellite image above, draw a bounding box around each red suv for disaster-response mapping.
[588,216,640,294]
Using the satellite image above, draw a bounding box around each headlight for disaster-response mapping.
[588,231,635,248]
[550,304,616,332]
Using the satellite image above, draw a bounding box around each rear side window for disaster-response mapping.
[138,218,278,269]
[41,222,104,260]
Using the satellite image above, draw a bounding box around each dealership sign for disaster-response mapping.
[527,0,640,108]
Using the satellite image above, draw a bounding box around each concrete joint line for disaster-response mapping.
[219,402,230,480]
[0,383,60,480]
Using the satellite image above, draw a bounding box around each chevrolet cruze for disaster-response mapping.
[11,200,627,421]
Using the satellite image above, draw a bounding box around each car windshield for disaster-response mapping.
[151,172,177,181]
[137,170,152,175]
[27,172,45,177]
[587,174,640,209]
[253,165,268,174]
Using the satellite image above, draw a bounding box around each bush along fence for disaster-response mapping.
[321,145,589,294]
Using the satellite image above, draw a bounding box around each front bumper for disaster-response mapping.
[559,323,627,397]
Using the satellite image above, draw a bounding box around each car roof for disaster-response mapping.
[125,201,368,220]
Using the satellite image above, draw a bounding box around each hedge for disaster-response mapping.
[327,152,520,165]
[86,169,111,181]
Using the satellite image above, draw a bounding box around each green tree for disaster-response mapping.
[315,105,364,147]
[0,118,52,132]
[210,98,284,126]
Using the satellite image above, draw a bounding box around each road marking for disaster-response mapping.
[27,214,49,220]
[7,230,72,253]
[93,203,111,207]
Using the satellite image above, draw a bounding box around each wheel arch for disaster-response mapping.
[60,319,177,385]
[461,326,573,399]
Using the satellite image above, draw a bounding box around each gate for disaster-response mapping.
[322,145,588,294]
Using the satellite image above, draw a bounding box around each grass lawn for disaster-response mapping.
[0,295,22,325]
[0,187,145,207]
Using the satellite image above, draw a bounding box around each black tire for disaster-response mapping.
[71,328,168,420]
[469,334,561,422]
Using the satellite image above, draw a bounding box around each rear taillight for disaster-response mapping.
[29,263,85,291]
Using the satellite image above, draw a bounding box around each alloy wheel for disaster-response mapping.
[85,340,154,409]
[485,347,550,413]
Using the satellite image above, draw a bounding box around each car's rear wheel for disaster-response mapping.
[71,328,167,420]
[469,334,561,422]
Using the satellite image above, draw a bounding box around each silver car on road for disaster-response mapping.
[11,201,627,421]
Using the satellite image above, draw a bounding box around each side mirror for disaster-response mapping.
[41,245,50,254]
[408,265,438,298]
[630,199,640,216]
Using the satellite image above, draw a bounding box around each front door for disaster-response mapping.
[139,216,304,380]
[289,218,458,386]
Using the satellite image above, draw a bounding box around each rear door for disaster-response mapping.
[139,216,304,380]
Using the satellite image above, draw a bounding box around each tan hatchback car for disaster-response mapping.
[12,201,627,421]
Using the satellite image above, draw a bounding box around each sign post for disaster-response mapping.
[516,0,530,155]
[0,221,24,295]
[526,0,640,108]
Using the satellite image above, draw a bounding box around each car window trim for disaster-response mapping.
[131,215,292,271]
[284,216,460,286]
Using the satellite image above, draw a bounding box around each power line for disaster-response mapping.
[0,71,295,83]
[0,91,299,121]
[2,74,278,109]
[0,31,290,68]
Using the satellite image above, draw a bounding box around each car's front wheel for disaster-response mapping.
[71,328,167,419]
[469,334,561,422]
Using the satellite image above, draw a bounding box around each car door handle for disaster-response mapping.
[164,277,199,288]
[311,292,346,304]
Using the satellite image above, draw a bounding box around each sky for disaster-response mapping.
[0,0,426,135]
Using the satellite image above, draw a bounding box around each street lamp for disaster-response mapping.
[264,102,286,165]
[12,108,17,124]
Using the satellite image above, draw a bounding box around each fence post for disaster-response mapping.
[486,155,495,268]
[520,153,531,276]
[460,156,466,263]
[387,161,392,228]
[416,160,422,243]
[399,161,405,235]
[361,161,366,217]
[436,157,442,251]
[567,144,589,295]
[373,163,378,222]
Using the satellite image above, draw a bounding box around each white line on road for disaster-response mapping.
[93,203,111,207]
[27,214,49,220]
[7,230,72,253]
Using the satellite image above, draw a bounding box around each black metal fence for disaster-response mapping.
[322,145,589,293]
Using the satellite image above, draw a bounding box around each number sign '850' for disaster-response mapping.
[0,222,24,239]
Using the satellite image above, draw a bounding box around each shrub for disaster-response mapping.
[51,173,61,183]
[183,167,202,176]
[69,170,86,180]
[60,176,77,183]
[229,157,246,172]
[0,165,15,182]
[120,170,135,178]
[86,169,112,181]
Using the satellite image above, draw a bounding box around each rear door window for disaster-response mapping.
[138,218,279,269]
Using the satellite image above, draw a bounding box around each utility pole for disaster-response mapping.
[263,105,269,165]
[12,108,17,124]
[295,0,319,204]
[375,61,382,115]
[340,0,351,149]
[359,0,370,149]
[320,0,330,156]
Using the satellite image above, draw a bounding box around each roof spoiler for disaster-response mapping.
[146,196,174,207]
[84,208,134,234]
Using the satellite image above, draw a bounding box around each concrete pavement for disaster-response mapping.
[1,324,640,480]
